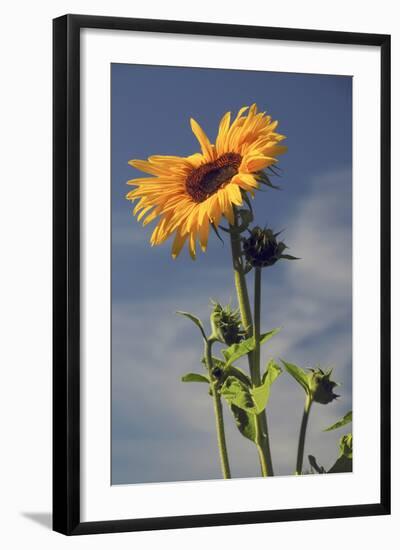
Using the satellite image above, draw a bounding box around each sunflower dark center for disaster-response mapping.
[186,152,242,202]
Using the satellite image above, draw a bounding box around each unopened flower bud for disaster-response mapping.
[209,301,245,346]
[308,368,339,405]
[242,226,297,268]
[212,367,223,379]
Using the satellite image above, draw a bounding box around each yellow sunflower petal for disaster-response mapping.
[244,155,275,172]
[264,144,288,156]
[188,231,197,260]
[171,229,188,259]
[224,197,234,225]
[128,159,167,176]
[227,183,243,206]
[142,209,159,226]
[208,194,222,226]
[136,205,154,222]
[198,217,210,252]
[185,204,200,233]
[215,111,231,155]
[232,173,259,191]
[190,118,214,161]
[187,153,205,169]
[127,177,161,186]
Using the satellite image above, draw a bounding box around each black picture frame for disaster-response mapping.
[53,14,391,536]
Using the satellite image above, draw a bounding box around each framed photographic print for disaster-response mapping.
[53,14,391,535]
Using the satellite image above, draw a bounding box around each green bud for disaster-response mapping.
[209,301,245,346]
[242,226,298,269]
[307,368,339,405]
[212,367,223,379]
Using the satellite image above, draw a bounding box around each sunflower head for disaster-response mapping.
[126,104,287,259]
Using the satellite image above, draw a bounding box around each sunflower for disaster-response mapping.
[126,104,287,259]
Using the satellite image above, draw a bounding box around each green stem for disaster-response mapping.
[228,215,253,340]
[253,267,262,386]
[228,209,271,477]
[296,394,313,475]
[254,267,274,477]
[204,340,231,479]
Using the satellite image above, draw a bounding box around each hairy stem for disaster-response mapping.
[296,394,313,475]
[204,340,231,479]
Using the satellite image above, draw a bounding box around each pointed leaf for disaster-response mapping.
[280,254,300,260]
[267,165,282,177]
[258,172,281,190]
[328,433,353,473]
[308,455,326,474]
[251,360,282,413]
[181,373,209,383]
[220,376,256,413]
[281,360,310,394]
[328,455,352,473]
[222,339,255,367]
[339,433,353,459]
[225,365,252,387]
[259,328,281,346]
[176,311,207,340]
[230,405,257,443]
[324,411,352,432]
[222,328,280,367]
[262,359,282,385]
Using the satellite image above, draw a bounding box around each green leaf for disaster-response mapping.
[328,455,352,473]
[259,329,281,346]
[222,328,280,367]
[258,171,281,190]
[251,382,270,414]
[339,433,353,459]
[280,254,300,260]
[324,411,352,432]
[328,433,353,473]
[281,360,310,394]
[252,360,282,413]
[262,359,282,385]
[225,365,252,387]
[308,455,326,474]
[220,377,256,413]
[181,373,209,383]
[176,311,207,340]
[230,404,257,443]
[222,340,254,367]
[221,362,281,415]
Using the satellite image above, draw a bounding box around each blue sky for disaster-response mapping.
[111,64,352,484]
